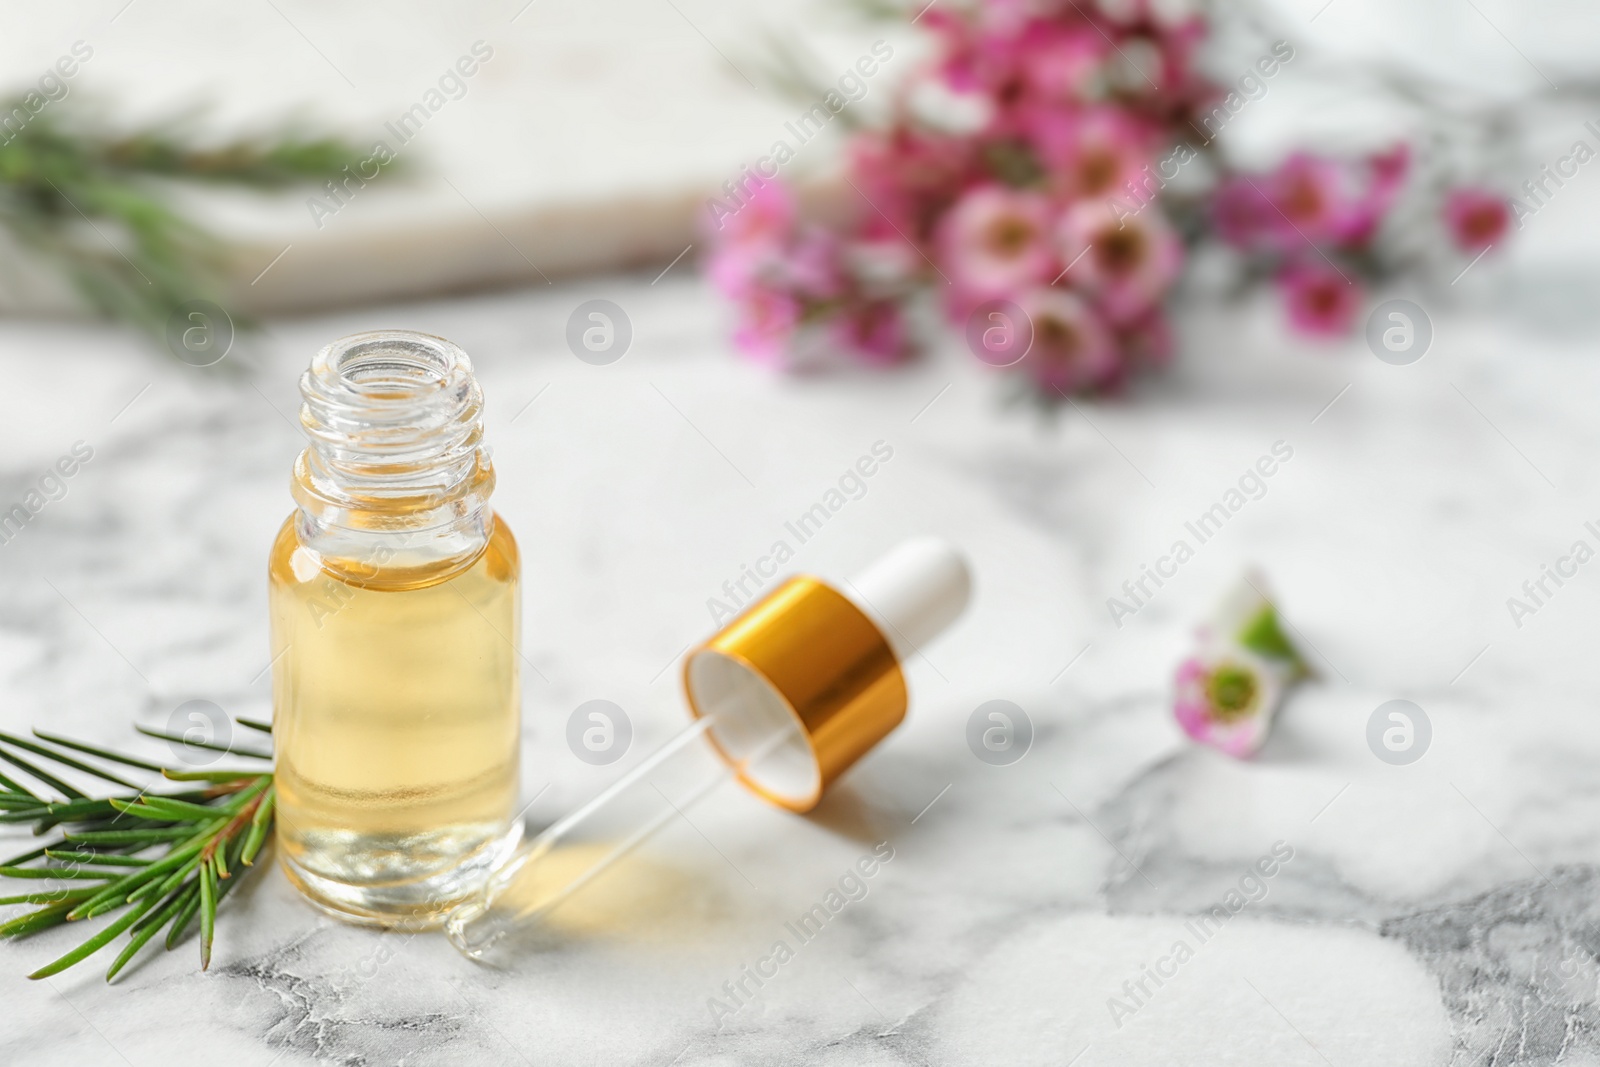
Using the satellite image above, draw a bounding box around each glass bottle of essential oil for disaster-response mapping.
[268,330,522,928]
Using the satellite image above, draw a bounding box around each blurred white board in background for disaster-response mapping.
[0,0,895,312]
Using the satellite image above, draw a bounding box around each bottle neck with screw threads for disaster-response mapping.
[291,330,495,589]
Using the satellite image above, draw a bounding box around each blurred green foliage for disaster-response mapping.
[0,100,398,344]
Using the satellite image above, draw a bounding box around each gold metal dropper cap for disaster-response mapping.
[682,576,907,813]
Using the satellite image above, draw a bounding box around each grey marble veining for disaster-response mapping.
[1387,866,1600,1066]
[0,272,1596,1066]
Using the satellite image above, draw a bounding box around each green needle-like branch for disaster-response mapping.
[30,730,169,773]
[0,717,273,981]
[0,101,406,350]
[0,731,141,790]
[133,725,272,761]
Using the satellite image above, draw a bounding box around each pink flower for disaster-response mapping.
[1017,21,1110,107]
[939,185,1056,299]
[1056,201,1182,323]
[1278,261,1362,337]
[1444,187,1509,253]
[784,230,846,301]
[831,300,912,366]
[928,8,1062,107]
[1371,142,1409,183]
[1119,308,1175,370]
[709,178,795,248]
[1333,144,1410,247]
[1146,17,1215,107]
[708,224,843,303]
[1174,647,1285,758]
[1029,105,1153,201]
[1210,175,1276,250]
[1212,147,1410,255]
[730,286,801,367]
[1173,574,1308,758]
[706,244,759,301]
[1265,153,1350,249]
[1098,17,1212,114]
[1016,287,1116,393]
[921,9,998,93]
[707,178,808,302]
[850,128,975,246]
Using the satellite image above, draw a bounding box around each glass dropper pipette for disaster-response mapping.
[444,537,972,963]
[443,716,790,959]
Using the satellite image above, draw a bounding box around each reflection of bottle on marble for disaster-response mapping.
[446,538,971,963]
[269,331,522,928]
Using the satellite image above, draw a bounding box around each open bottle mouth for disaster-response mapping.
[332,334,455,391]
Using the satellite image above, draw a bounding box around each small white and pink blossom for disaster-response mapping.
[1056,201,1182,323]
[1016,286,1117,392]
[1172,574,1309,758]
[939,185,1057,300]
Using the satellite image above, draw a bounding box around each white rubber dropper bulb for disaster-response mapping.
[842,536,972,660]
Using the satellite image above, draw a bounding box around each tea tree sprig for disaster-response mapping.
[0,100,403,346]
[0,720,273,981]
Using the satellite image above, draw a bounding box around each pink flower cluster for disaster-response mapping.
[1212,148,1408,336]
[709,0,1208,390]
[706,0,1513,393]
[706,181,914,369]
[1212,151,1510,336]
[937,183,1180,391]
[905,8,1201,393]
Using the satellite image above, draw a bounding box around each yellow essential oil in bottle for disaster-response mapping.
[269,330,522,927]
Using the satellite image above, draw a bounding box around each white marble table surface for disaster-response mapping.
[0,270,1597,1066]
